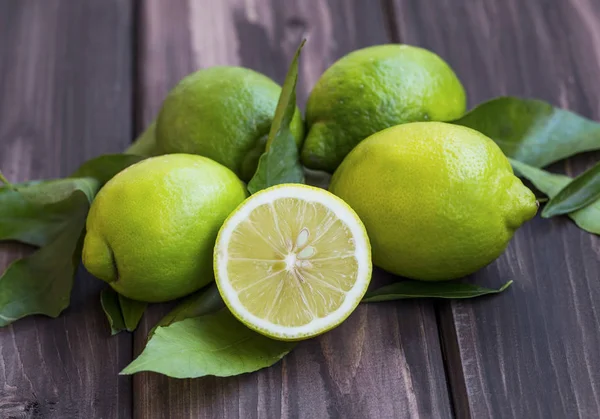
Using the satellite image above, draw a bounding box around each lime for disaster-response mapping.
[302,44,466,172]
[214,184,372,341]
[82,154,248,302]
[155,66,305,181]
[329,122,538,280]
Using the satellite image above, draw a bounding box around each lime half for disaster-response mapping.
[214,184,372,341]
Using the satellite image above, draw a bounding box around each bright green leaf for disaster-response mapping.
[542,161,600,217]
[149,284,224,338]
[101,288,127,335]
[362,279,513,302]
[121,308,296,378]
[119,294,147,332]
[510,159,600,234]
[0,190,89,326]
[247,40,306,194]
[454,97,600,167]
[0,171,16,190]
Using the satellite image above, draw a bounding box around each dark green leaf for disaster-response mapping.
[542,161,600,217]
[510,159,600,234]
[454,97,600,167]
[149,284,224,338]
[119,294,147,332]
[101,288,127,335]
[0,190,89,326]
[0,154,144,326]
[0,180,95,247]
[121,308,296,378]
[247,40,306,194]
[362,279,513,302]
[0,154,143,247]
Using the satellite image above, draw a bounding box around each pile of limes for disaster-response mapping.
[83,44,537,341]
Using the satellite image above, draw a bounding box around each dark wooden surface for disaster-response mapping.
[0,1,133,418]
[0,0,599,418]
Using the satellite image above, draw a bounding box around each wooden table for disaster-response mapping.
[1,0,599,418]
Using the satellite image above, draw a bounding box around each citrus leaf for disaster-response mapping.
[71,153,145,184]
[0,180,95,247]
[125,122,160,157]
[247,40,306,194]
[0,154,145,326]
[100,289,147,335]
[542,160,600,217]
[0,190,89,326]
[362,279,512,302]
[149,284,224,338]
[0,171,16,190]
[510,159,600,234]
[101,288,127,335]
[0,154,144,247]
[121,308,296,378]
[454,97,600,167]
[119,294,147,332]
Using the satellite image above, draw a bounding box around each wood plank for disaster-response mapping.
[133,0,452,418]
[0,1,134,417]
[389,0,600,417]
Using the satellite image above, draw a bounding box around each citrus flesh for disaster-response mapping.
[83,154,248,302]
[214,184,372,341]
[302,44,466,173]
[156,66,305,181]
[329,122,538,281]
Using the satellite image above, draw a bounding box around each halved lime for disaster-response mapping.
[214,184,372,341]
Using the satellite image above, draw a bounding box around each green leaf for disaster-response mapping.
[71,153,145,184]
[121,308,296,378]
[0,154,144,326]
[510,159,600,234]
[0,171,16,190]
[119,294,147,332]
[0,181,90,247]
[362,279,513,302]
[0,190,89,326]
[125,122,160,157]
[101,288,127,335]
[149,284,224,338]
[100,289,147,335]
[247,40,306,194]
[542,161,600,217]
[454,97,600,167]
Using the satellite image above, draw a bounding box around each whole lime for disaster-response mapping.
[155,66,305,181]
[329,122,538,280]
[302,44,466,172]
[82,154,248,302]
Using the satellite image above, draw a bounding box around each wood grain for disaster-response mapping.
[133,1,452,418]
[390,0,600,417]
[0,1,133,417]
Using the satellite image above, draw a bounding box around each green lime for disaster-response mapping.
[155,66,304,181]
[302,44,466,172]
[82,154,247,302]
[329,122,538,280]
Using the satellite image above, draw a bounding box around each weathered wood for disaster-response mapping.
[0,1,133,417]
[133,1,452,418]
[390,0,600,417]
